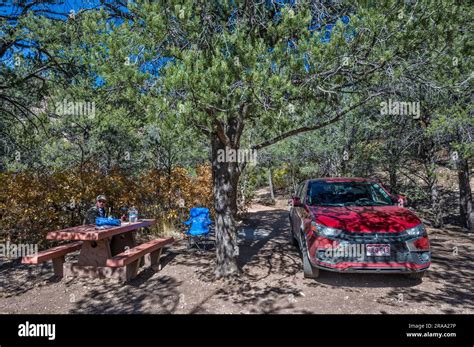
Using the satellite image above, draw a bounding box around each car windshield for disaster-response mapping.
[307,181,394,207]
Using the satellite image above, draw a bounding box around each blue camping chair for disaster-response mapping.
[182,207,213,251]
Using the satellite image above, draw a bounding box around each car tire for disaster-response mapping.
[300,231,320,279]
[290,230,299,247]
[406,271,426,279]
[289,217,299,247]
[291,234,299,247]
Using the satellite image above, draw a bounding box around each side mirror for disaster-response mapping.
[394,194,407,207]
[289,196,302,207]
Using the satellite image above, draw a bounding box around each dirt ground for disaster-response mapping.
[0,202,473,314]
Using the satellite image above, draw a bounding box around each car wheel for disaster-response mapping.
[289,229,298,247]
[290,233,298,247]
[300,231,320,279]
[289,217,299,246]
[406,271,426,279]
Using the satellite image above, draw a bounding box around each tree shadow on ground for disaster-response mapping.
[188,277,312,314]
[0,250,182,314]
[238,209,296,272]
[67,246,182,314]
[379,228,474,313]
[164,208,312,313]
[0,255,75,298]
[68,272,182,314]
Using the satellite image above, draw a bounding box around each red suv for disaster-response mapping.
[289,178,430,279]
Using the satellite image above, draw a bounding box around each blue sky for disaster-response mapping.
[0,0,102,19]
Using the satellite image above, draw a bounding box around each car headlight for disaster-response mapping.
[312,222,343,237]
[405,224,426,237]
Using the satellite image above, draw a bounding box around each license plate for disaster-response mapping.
[366,244,390,257]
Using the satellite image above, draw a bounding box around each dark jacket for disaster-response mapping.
[84,206,108,225]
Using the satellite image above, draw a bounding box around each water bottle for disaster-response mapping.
[129,206,138,223]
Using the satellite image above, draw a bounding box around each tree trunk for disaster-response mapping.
[427,163,443,228]
[420,133,443,228]
[229,164,240,218]
[211,134,240,278]
[268,167,275,202]
[457,157,474,232]
[239,169,247,211]
[430,182,443,228]
[291,165,297,194]
[389,163,398,193]
[341,154,347,176]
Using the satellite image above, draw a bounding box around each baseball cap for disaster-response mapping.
[96,195,107,202]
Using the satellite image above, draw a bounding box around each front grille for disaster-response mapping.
[315,237,411,263]
[337,231,413,243]
[316,245,430,265]
[314,230,430,266]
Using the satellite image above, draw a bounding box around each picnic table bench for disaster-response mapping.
[21,219,174,282]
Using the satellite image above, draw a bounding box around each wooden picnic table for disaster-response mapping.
[23,219,174,282]
[46,220,156,241]
[47,219,155,269]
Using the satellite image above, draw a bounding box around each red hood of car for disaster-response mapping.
[308,205,421,233]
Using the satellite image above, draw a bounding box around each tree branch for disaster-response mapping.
[252,93,382,151]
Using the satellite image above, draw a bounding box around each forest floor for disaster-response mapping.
[1,194,473,314]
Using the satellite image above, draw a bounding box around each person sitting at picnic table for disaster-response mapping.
[84,195,109,225]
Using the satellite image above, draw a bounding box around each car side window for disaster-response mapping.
[296,183,304,199]
[369,183,394,205]
[299,182,307,201]
[294,184,299,197]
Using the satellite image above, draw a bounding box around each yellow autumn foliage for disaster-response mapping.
[0,164,212,246]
